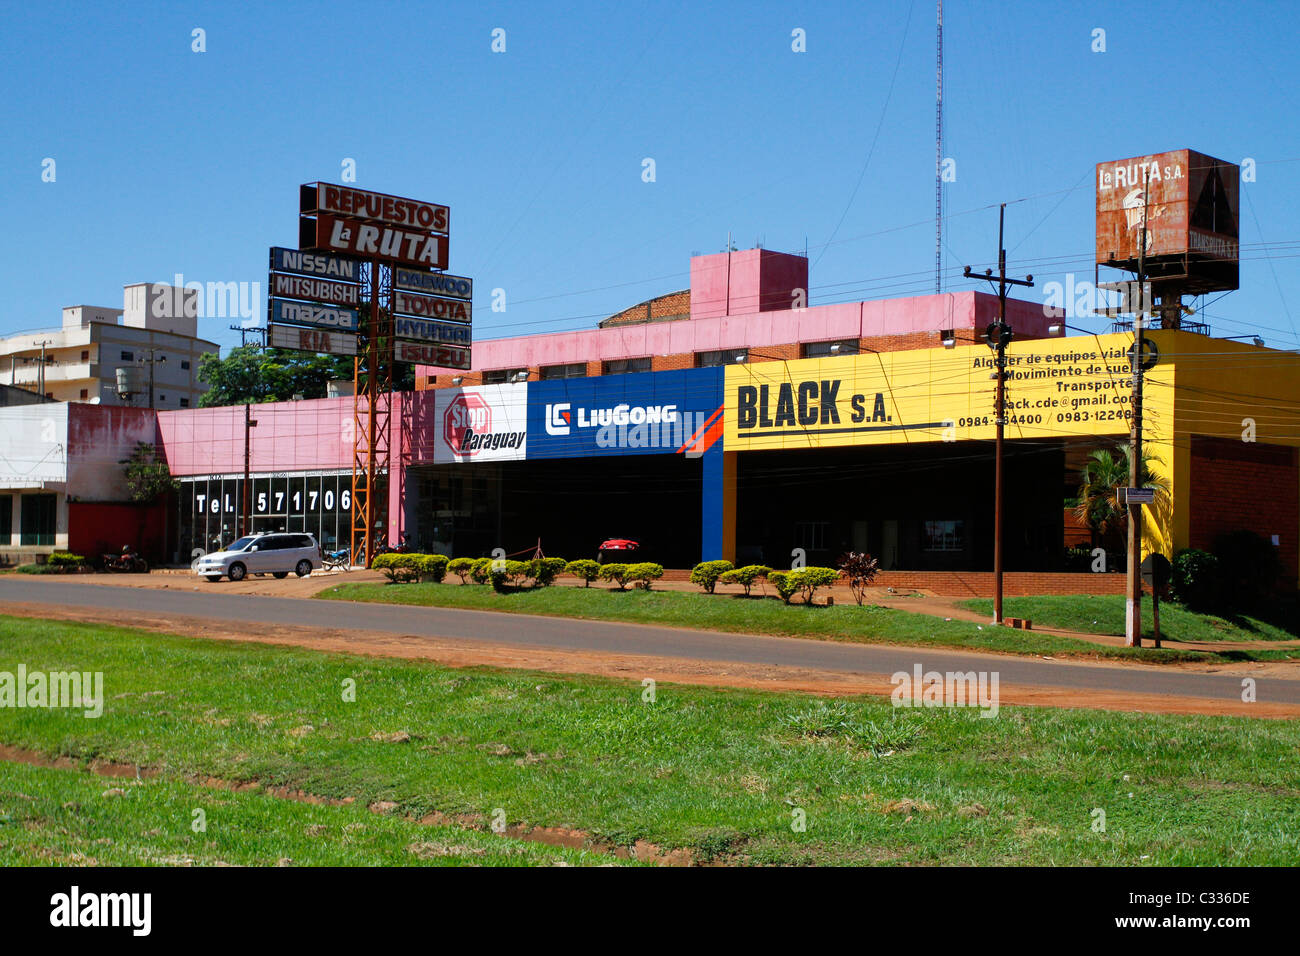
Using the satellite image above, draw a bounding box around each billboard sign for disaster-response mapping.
[723,333,1167,452]
[392,289,471,324]
[395,340,471,369]
[528,368,724,460]
[300,183,449,235]
[300,213,449,270]
[270,272,360,307]
[269,297,359,332]
[268,323,358,356]
[393,316,472,346]
[269,246,361,282]
[393,267,472,300]
[1095,149,1239,293]
[432,384,527,462]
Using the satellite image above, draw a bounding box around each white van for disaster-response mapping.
[195,532,320,582]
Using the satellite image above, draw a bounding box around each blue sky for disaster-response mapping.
[2,0,1297,352]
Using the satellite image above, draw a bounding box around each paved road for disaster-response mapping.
[2,579,1296,705]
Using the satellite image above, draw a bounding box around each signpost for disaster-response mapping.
[278,181,474,566]
[1118,486,1155,506]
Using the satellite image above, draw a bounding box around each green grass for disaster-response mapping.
[317,581,1298,662]
[0,761,620,866]
[1,615,1298,865]
[959,595,1300,646]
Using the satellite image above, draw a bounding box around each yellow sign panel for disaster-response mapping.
[724,332,1172,450]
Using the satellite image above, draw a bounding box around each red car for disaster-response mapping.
[597,537,640,563]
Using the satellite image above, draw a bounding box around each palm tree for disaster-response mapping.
[1073,446,1169,547]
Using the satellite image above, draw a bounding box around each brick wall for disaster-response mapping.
[600,290,691,328]
[419,330,983,389]
[1189,436,1299,576]
[873,570,1127,597]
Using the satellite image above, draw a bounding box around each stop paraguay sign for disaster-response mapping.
[443,392,491,457]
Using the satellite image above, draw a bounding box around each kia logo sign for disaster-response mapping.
[443,393,490,456]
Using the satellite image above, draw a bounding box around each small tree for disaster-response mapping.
[719,565,771,597]
[528,556,568,587]
[447,557,476,585]
[627,562,664,590]
[565,559,601,587]
[836,552,880,606]
[690,560,733,594]
[767,571,799,604]
[121,442,178,503]
[599,563,632,591]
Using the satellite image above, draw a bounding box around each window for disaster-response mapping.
[20,494,56,546]
[159,394,166,403]
[180,360,190,370]
[802,340,860,358]
[602,357,652,375]
[793,521,828,552]
[923,520,965,552]
[539,362,586,380]
[696,349,747,367]
[79,389,88,400]
[120,350,133,362]
[483,368,526,384]
[80,350,89,362]
[179,397,190,408]
[0,495,11,542]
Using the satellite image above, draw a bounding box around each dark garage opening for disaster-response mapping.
[735,440,1066,571]
[407,454,703,567]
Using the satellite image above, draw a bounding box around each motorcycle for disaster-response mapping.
[102,550,149,573]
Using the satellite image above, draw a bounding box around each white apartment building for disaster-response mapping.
[0,283,219,409]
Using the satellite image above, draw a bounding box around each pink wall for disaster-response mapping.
[689,249,809,318]
[67,404,158,501]
[157,397,355,476]
[419,290,1062,375]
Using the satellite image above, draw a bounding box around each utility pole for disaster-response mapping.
[242,403,258,538]
[935,0,943,293]
[138,347,167,410]
[229,324,264,348]
[965,204,1033,625]
[1125,174,1151,648]
[33,340,54,397]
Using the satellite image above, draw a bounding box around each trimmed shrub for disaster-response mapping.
[768,567,838,605]
[768,571,799,604]
[528,556,568,587]
[690,560,733,594]
[565,559,601,587]
[470,557,493,585]
[372,553,418,583]
[447,557,476,585]
[1171,548,1222,611]
[417,554,449,583]
[48,552,86,568]
[626,562,664,590]
[719,564,771,597]
[836,551,880,605]
[598,563,632,591]
[490,559,530,592]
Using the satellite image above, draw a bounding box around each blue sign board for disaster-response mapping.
[527,367,723,460]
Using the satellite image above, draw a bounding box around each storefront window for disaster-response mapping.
[20,494,56,546]
[923,520,965,552]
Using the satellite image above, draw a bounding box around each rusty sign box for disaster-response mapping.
[1095,149,1239,294]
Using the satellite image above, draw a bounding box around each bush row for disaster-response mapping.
[374,553,665,591]
[689,556,880,605]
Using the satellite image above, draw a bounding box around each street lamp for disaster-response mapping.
[1222,334,1265,347]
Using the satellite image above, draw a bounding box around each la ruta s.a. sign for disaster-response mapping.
[735,379,892,430]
